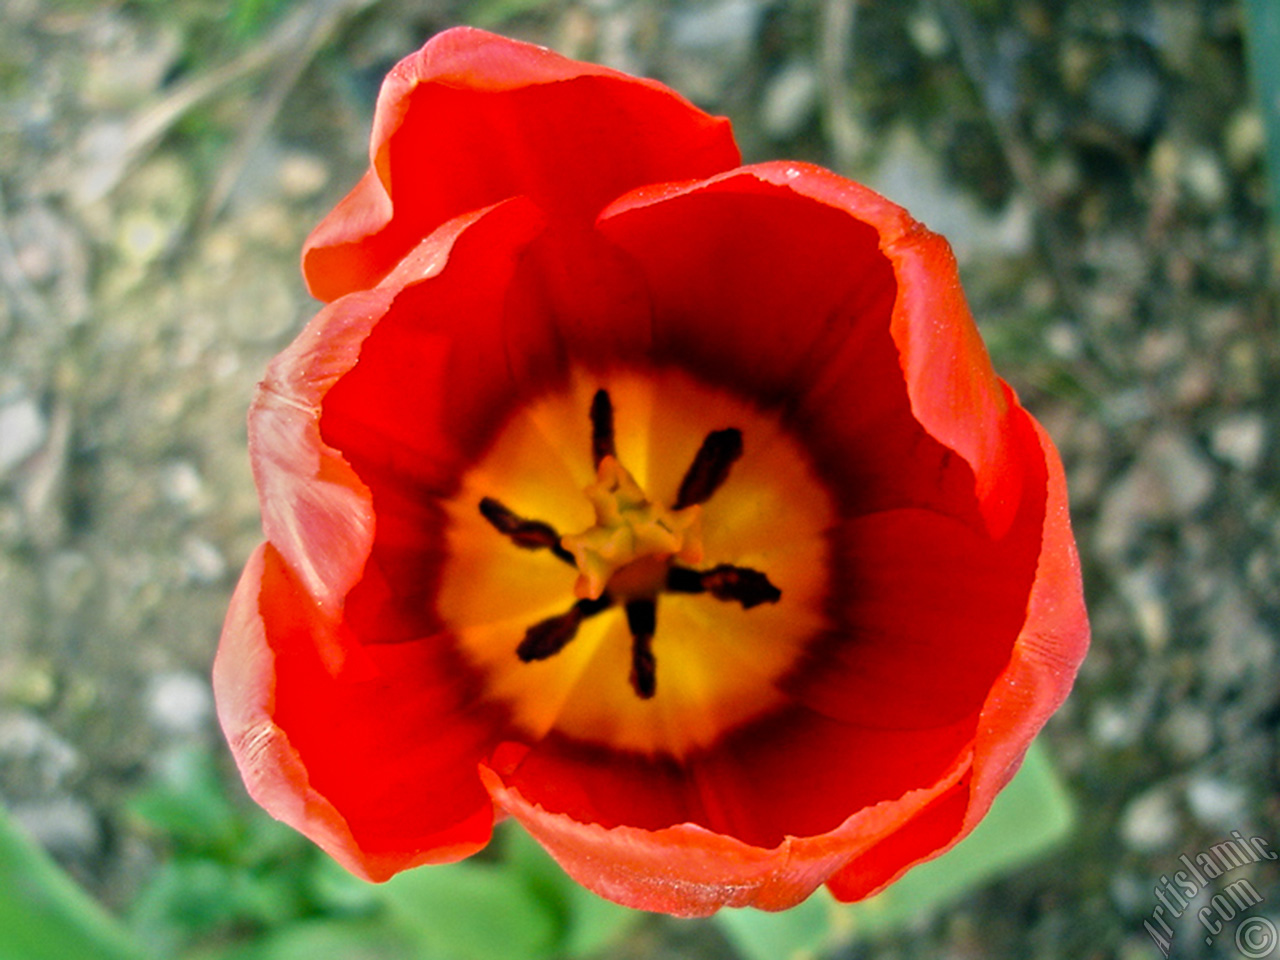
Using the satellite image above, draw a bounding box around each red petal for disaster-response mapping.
[791,457,1042,732]
[481,725,970,916]
[824,406,1089,901]
[252,198,545,613]
[962,409,1090,824]
[822,779,971,902]
[600,162,1019,534]
[302,27,739,301]
[214,544,501,881]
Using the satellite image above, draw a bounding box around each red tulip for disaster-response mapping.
[215,27,1089,916]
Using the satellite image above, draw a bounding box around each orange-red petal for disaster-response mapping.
[302,27,739,301]
[600,162,1019,534]
[214,543,500,881]
[481,731,970,916]
[825,406,1088,901]
[222,31,1089,916]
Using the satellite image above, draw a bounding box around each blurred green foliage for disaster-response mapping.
[1242,0,1280,249]
[0,801,146,960]
[120,747,641,960]
[0,739,1072,960]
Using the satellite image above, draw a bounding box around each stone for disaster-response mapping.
[11,797,100,859]
[669,0,762,62]
[276,152,330,200]
[1185,777,1247,831]
[1225,109,1265,171]
[665,0,765,101]
[1089,60,1162,140]
[159,460,209,513]
[1210,413,1265,471]
[1120,788,1179,852]
[759,61,818,142]
[0,396,46,477]
[1158,705,1213,761]
[1143,430,1215,517]
[147,671,214,737]
[1179,146,1227,209]
[1090,700,1139,748]
[0,712,79,795]
[181,535,227,585]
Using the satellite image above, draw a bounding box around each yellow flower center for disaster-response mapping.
[437,368,834,756]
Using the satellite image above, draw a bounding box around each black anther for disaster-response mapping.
[479,497,576,566]
[674,428,743,509]
[625,598,658,699]
[590,389,616,469]
[517,595,613,662]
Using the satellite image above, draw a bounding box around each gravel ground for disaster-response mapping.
[0,0,1277,958]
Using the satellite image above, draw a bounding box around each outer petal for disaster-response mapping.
[302,27,739,301]
[252,197,545,614]
[481,736,970,916]
[599,162,1020,536]
[963,415,1089,831]
[825,406,1089,901]
[219,198,550,876]
[214,543,499,881]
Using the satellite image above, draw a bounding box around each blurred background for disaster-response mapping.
[0,0,1277,958]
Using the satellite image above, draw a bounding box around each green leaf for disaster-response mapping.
[378,858,559,960]
[713,889,831,960]
[716,740,1075,960]
[1243,0,1280,248]
[189,919,413,960]
[128,748,242,855]
[0,801,147,960]
[306,853,383,915]
[504,824,643,957]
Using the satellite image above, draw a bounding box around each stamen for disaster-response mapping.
[674,428,743,509]
[494,392,781,697]
[517,595,613,662]
[625,598,658,699]
[666,564,782,609]
[590,389,616,469]
[479,497,576,566]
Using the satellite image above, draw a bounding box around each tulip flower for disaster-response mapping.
[215,27,1089,916]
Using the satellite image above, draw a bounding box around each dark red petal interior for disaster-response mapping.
[791,494,1042,732]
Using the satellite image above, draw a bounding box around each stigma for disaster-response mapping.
[561,455,703,601]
